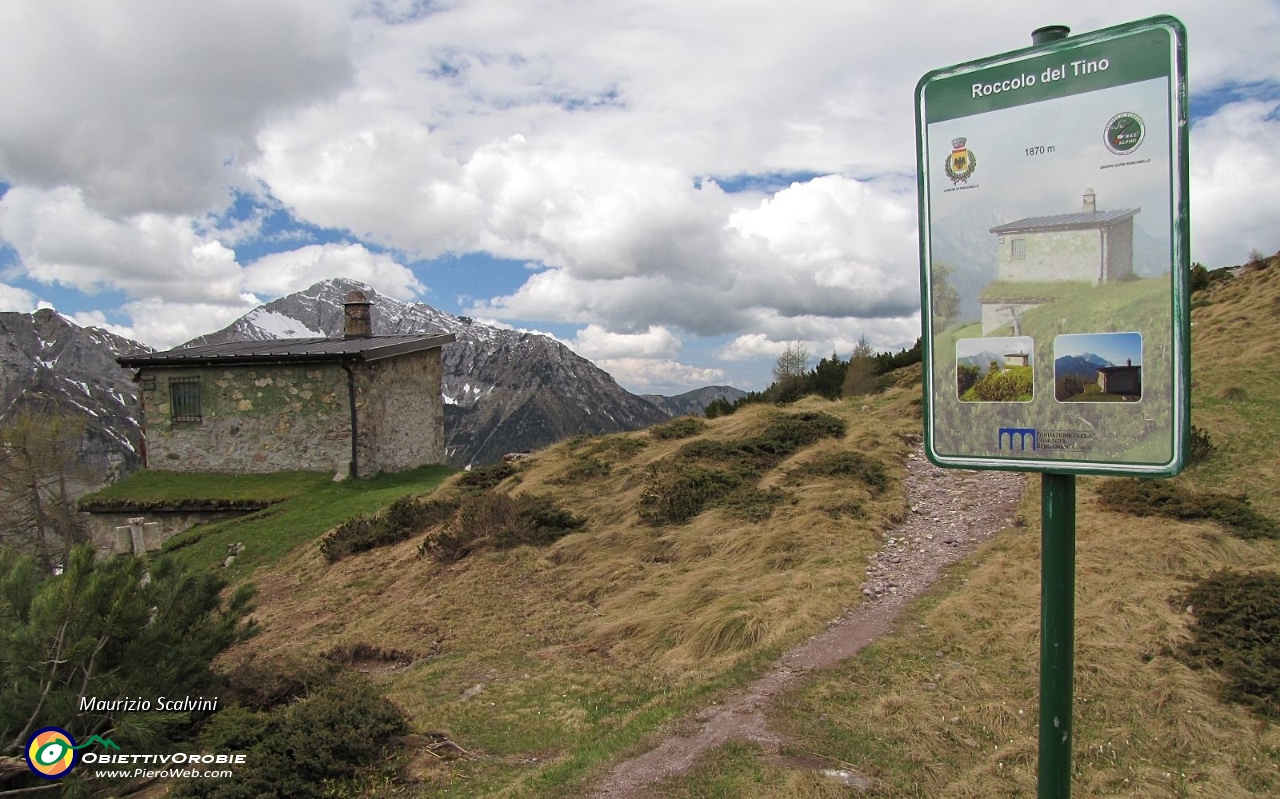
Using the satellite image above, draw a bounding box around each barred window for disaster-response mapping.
[1011,238,1026,260]
[170,377,202,423]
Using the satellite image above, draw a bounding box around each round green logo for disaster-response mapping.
[1104,112,1145,156]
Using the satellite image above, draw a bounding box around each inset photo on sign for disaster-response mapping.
[1054,332,1143,402]
[956,336,1034,402]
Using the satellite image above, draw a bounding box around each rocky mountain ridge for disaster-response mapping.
[0,309,151,483]
[642,385,748,417]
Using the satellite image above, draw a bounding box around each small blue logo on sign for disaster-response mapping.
[998,427,1037,451]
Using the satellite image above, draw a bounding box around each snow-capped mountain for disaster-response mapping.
[185,279,672,467]
[0,308,151,483]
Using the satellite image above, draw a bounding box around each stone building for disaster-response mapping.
[981,189,1138,334]
[1004,351,1030,368]
[117,292,454,478]
[1097,360,1142,397]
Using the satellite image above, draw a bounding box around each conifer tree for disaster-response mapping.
[842,335,878,398]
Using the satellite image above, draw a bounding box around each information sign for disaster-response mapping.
[916,16,1188,475]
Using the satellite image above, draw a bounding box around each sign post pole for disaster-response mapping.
[1029,25,1077,799]
[1039,471,1076,798]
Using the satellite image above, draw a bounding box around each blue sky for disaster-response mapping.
[1055,332,1144,367]
[1,1,1278,394]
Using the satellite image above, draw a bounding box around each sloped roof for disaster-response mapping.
[117,334,455,368]
[990,208,1139,234]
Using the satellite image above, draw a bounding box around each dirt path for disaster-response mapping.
[588,450,1027,797]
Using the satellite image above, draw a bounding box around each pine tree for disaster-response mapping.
[0,547,256,786]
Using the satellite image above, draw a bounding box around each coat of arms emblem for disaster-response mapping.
[945,137,977,184]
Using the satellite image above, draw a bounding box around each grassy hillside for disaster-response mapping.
[659,258,1280,797]
[221,387,922,797]
[148,257,1280,797]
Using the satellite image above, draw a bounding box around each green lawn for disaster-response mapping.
[157,465,454,577]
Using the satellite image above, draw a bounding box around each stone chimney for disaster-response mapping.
[1083,188,1096,213]
[343,290,372,339]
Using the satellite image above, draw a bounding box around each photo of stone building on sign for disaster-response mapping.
[1053,332,1143,402]
[981,189,1138,335]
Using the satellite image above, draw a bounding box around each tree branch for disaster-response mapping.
[8,621,68,752]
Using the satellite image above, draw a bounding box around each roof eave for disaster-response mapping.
[116,333,457,369]
[358,333,456,361]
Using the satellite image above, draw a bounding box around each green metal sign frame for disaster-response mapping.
[916,16,1189,477]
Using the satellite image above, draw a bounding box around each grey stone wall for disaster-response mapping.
[142,364,352,474]
[996,228,1102,284]
[994,219,1135,285]
[355,348,446,475]
[1104,221,1134,281]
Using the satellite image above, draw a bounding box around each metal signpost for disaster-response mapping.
[914,17,1189,798]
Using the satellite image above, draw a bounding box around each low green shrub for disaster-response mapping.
[320,497,459,562]
[173,675,408,799]
[638,411,846,526]
[1181,570,1280,717]
[553,456,611,485]
[638,465,746,526]
[651,416,708,440]
[678,411,847,475]
[1096,479,1278,539]
[418,492,585,562]
[759,411,846,448]
[822,500,865,519]
[456,461,517,491]
[584,435,648,459]
[790,451,889,495]
[724,485,793,522]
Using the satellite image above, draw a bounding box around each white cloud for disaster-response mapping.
[66,310,136,341]
[593,358,725,394]
[0,282,36,312]
[0,0,353,215]
[1190,99,1280,267]
[0,189,426,349]
[569,324,681,360]
[116,297,261,351]
[0,187,244,303]
[243,244,424,300]
[715,334,796,362]
[716,313,922,363]
[470,174,919,336]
